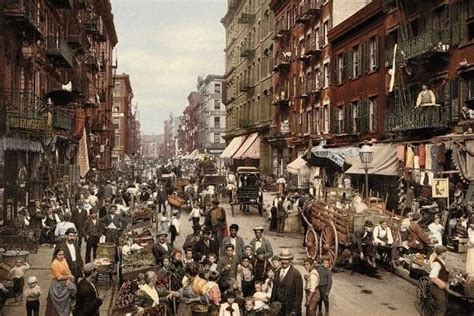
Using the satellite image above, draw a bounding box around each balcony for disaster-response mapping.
[67,31,89,53]
[385,105,450,132]
[83,11,98,34]
[273,20,290,39]
[272,90,289,105]
[53,109,74,131]
[96,17,107,42]
[46,37,74,68]
[49,0,73,9]
[84,53,100,72]
[295,6,312,24]
[239,78,254,92]
[3,0,45,39]
[305,36,321,57]
[303,0,321,16]
[400,30,451,62]
[273,52,291,72]
[240,43,254,58]
[238,13,255,24]
[0,89,48,133]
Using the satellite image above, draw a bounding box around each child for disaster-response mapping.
[317,257,333,316]
[188,202,203,226]
[208,253,218,272]
[253,281,270,312]
[23,276,41,316]
[270,256,281,271]
[10,258,30,302]
[183,248,194,265]
[170,209,180,247]
[303,258,320,316]
[242,297,257,316]
[264,268,275,294]
[237,256,254,297]
[244,246,254,261]
[219,290,241,316]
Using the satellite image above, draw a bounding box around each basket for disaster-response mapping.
[96,243,116,262]
[168,195,185,208]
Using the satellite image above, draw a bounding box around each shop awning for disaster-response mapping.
[220,135,247,159]
[233,133,260,159]
[309,141,360,168]
[345,143,400,176]
[2,137,43,152]
[287,156,310,175]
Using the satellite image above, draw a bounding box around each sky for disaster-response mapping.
[112,0,226,135]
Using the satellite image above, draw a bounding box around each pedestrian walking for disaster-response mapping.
[205,199,227,246]
[249,226,273,259]
[156,184,168,214]
[317,257,333,316]
[71,200,88,248]
[276,195,287,234]
[24,276,41,316]
[303,258,320,316]
[84,209,102,263]
[56,228,84,281]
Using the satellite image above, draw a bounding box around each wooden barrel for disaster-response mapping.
[96,243,116,261]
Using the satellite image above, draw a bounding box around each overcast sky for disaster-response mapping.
[112,0,226,135]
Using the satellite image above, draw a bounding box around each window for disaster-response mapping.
[351,102,358,133]
[115,135,120,146]
[306,111,311,134]
[215,83,221,93]
[323,21,329,46]
[353,45,361,77]
[323,62,330,87]
[369,98,377,131]
[368,36,378,71]
[336,106,344,134]
[214,116,221,128]
[323,104,329,133]
[337,53,344,84]
[468,78,474,100]
[214,133,221,143]
[214,100,221,110]
[313,108,319,134]
[315,27,320,49]
[113,123,119,130]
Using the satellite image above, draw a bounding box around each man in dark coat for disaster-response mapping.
[74,263,102,316]
[99,198,111,219]
[193,227,219,262]
[271,248,303,316]
[84,209,102,263]
[220,224,245,260]
[156,185,168,214]
[71,200,88,248]
[101,205,128,245]
[352,220,377,267]
[183,224,202,250]
[152,231,174,265]
[57,228,84,280]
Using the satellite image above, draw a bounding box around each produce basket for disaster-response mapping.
[168,195,185,208]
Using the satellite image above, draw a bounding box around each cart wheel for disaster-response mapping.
[305,229,319,259]
[320,221,338,269]
[415,276,436,316]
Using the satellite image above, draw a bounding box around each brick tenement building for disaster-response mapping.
[328,0,385,144]
[183,92,201,154]
[0,0,117,221]
[112,73,133,163]
[221,0,275,174]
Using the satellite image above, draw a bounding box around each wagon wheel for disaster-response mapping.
[305,228,319,260]
[415,277,436,316]
[320,221,339,269]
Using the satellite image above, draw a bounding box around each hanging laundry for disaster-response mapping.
[431,144,439,172]
[396,145,405,161]
[419,144,426,167]
[438,143,446,165]
[406,146,415,169]
[425,144,432,171]
[414,155,421,183]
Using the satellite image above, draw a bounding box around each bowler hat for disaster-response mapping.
[277,248,294,260]
[364,220,374,227]
[253,226,265,232]
[157,230,168,237]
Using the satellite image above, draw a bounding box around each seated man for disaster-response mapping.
[407,213,433,255]
[373,220,394,267]
[352,220,377,267]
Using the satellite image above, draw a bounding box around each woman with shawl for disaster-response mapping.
[177,262,209,316]
[45,248,77,316]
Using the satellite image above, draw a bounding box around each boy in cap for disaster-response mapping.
[23,276,41,316]
[75,262,103,316]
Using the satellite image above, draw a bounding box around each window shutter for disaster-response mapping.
[361,41,368,74]
[346,50,353,80]
[374,36,379,70]
[450,2,461,46]
[372,98,378,132]
[359,100,368,134]
[328,62,331,86]
[330,105,337,134]
[344,104,351,134]
[450,79,460,122]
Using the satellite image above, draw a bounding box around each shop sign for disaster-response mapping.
[7,116,47,131]
[432,178,449,198]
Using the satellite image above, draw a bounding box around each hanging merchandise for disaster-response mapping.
[425,144,432,171]
[406,146,415,169]
[396,145,405,161]
[414,155,421,183]
[419,144,426,167]
[431,144,439,172]
[438,143,446,165]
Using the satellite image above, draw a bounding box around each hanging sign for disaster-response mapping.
[432,178,449,198]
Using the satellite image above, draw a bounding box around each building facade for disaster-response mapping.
[112,73,133,163]
[0,0,117,222]
[197,75,226,155]
[183,92,201,154]
[222,0,275,174]
[141,134,164,159]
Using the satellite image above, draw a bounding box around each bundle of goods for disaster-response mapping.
[122,250,155,273]
[114,280,139,310]
[168,195,185,208]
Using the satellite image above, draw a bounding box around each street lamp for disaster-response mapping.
[359,142,373,199]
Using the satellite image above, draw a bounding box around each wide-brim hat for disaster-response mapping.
[253,226,265,232]
[157,230,168,237]
[278,248,294,260]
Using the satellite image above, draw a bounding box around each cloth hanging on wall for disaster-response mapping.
[406,146,414,169]
[426,144,432,171]
[419,144,426,167]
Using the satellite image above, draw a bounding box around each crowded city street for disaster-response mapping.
[2,0,474,315]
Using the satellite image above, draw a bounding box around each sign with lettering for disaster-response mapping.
[7,116,47,131]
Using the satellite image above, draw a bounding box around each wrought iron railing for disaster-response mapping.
[46,37,74,67]
[400,29,450,60]
[0,89,48,118]
[3,0,46,37]
[385,105,450,132]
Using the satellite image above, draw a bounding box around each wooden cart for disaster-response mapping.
[302,187,401,269]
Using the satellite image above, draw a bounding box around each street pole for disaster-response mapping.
[364,162,369,199]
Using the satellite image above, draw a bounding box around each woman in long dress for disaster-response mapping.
[45,248,76,316]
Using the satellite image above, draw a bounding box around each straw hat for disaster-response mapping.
[278,248,294,260]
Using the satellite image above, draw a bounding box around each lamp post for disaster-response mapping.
[359,142,374,199]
